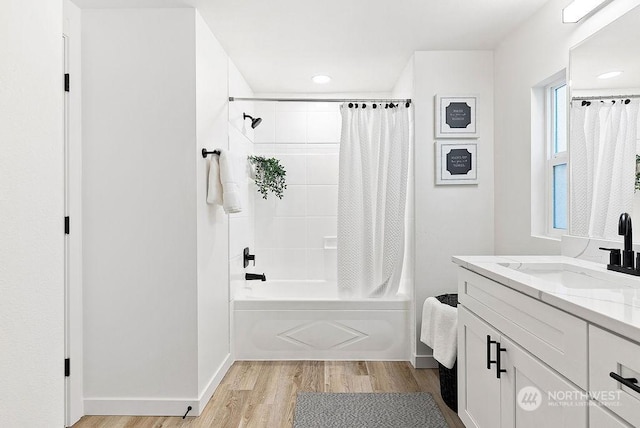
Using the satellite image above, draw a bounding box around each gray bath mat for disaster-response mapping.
[293,392,448,428]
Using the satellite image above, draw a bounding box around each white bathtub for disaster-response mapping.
[234,280,410,361]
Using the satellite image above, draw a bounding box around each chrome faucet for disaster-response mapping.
[245,273,266,282]
[619,212,634,268]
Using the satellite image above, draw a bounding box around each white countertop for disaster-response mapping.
[453,255,640,343]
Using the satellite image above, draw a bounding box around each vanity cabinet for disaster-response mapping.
[459,306,587,428]
[457,267,588,428]
[455,257,640,427]
[458,307,501,428]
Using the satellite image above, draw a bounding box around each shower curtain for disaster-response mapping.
[570,99,640,239]
[337,103,410,298]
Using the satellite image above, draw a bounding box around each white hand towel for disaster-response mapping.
[206,156,223,206]
[219,150,242,214]
[420,297,458,369]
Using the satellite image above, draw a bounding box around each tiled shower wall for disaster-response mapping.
[251,102,342,281]
[228,98,256,296]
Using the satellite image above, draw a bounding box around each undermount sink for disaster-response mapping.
[497,262,635,290]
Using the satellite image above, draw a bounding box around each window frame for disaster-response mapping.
[545,79,569,237]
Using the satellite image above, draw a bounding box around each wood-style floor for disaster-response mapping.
[73,361,465,428]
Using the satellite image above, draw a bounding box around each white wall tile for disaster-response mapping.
[307,112,341,143]
[274,143,307,153]
[254,214,275,249]
[256,216,306,249]
[254,190,277,218]
[306,249,325,280]
[277,154,306,185]
[306,217,337,249]
[276,111,307,143]
[306,154,339,185]
[276,101,309,112]
[307,102,339,112]
[253,103,275,143]
[276,184,306,216]
[250,101,342,281]
[306,143,340,154]
[253,144,276,155]
[306,249,337,281]
[306,185,338,217]
[229,216,251,259]
[253,249,307,280]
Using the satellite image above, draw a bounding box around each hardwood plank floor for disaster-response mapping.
[73,361,465,428]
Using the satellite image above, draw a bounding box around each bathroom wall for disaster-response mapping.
[409,51,495,367]
[194,11,232,403]
[0,0,64,425]
[251,101,342,281]
[228,61,256,301]
[82,8,232,415]
[494,0,640,255]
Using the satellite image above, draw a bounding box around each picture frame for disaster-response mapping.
[435,95,478,138]
[435,141,478,185]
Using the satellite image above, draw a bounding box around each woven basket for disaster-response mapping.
[435,293,459,412]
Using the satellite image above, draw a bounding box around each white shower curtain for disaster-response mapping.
[337,104,410,298]
[570,100,639,239]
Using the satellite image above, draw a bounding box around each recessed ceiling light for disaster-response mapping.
[562,0,612,23]
[312,75,331,84]
[598,71,623,79]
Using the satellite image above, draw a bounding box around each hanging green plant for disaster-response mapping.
[636,155,640,192]
[249,155,287,199]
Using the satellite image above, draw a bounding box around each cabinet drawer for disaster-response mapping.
[589,326,640,427]
[458,267,588,388]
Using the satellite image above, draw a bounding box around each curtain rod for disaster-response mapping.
[571,94,640,101]
[229,96,411,103]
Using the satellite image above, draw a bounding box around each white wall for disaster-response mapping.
[412,51,494,365]
[252,101,342,281]
[194,11,232,406]
[82,8,198,414]
[0,0,65,426]
[82,8,234,415]
[494,0,640,254]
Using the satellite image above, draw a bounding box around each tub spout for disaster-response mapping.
[245,273,266,282]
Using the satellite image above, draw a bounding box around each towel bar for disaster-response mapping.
[202,148,221,158]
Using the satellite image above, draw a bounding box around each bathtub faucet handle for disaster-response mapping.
[243,247,256,268]
[245,273,266,282]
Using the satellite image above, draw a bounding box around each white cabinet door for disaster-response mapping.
[500,336,587,428]
[458,307,501,428]
[590,402,633,428]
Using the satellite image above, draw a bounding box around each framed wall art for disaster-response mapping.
[435,141,478,185]
[435,95,478,138]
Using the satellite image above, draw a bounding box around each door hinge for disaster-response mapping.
[64,73,70,92]
[65,358,70,377]
[65,216,70,234]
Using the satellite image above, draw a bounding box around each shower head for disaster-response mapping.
[243,113,262,129]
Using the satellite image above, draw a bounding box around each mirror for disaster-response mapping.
[569,5,640,241]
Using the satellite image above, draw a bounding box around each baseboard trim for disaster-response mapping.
[413,354,438,369]
[196,353,233,414]
[84,353,234,417]
[84,398,199,417]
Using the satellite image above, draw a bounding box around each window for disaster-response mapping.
[547,81,568,234]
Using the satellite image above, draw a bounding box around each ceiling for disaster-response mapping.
[74,0,553,94]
